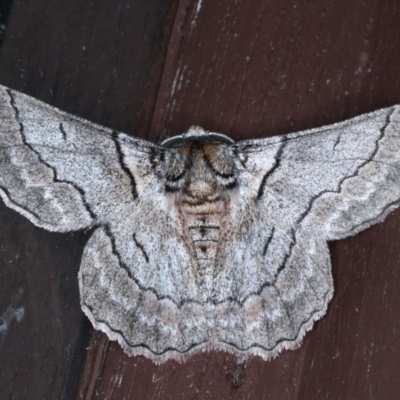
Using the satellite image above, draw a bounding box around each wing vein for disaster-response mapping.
[6,89,97,220]
[112,131,138,199]
[262,227,275,256]
[256,137,287,200]
[132,233,149,263]
[295,107,396,228]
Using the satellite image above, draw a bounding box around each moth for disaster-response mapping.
[0,84,399,363]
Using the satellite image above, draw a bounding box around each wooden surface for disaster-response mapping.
[1,0,400,399]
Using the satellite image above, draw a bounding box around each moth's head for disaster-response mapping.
[161,126,234,148]
[162,127,237,194]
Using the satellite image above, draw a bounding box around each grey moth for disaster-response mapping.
[0,84,399,362]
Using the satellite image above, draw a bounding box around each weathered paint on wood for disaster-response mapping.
[1,0,400,399]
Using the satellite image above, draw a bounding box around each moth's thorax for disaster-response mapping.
[165,139,235,289]
[164,139,236,194]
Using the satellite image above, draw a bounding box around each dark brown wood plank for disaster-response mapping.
[1,0,400,399]
[80,0,400,399]
[0,0,177,398]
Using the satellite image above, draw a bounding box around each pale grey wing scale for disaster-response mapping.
[79,186,215,358]
[0,85,158,231]
[236,105,400,240]
[213,234,332,357]
[211,105,400,357]
[79,223,209,358]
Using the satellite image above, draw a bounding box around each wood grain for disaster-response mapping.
[0,0,400,399]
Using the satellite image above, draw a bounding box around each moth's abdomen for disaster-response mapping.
[189,224,219,260]
[182,197,224,292]
[183,199,222,260]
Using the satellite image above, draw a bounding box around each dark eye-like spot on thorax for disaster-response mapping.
[203,144,237,189]
[165,149,189,192]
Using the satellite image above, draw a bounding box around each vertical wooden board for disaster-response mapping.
[151,0,400,141]
[83,0,400,399]
[0,0,177,398]
[1,0,400,399]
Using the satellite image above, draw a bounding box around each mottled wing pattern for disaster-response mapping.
[218,106,400,357]
[237,106,400,239]
[79,197,206,360]
[0,85,159,231]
